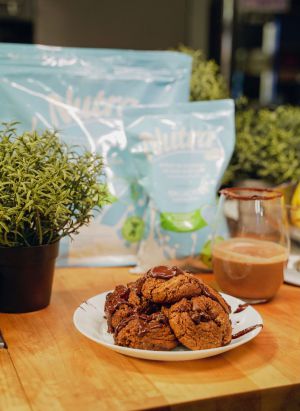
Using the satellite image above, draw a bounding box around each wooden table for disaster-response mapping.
[1,267,300,411]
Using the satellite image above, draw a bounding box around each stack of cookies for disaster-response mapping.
[104,266,232,351]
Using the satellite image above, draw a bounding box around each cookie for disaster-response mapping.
[105,265,233,352]
[127,277,160,315]
[105,278,160,333]
[104,285,134,333]
[114,312,178,351]
[167,296,232,350]
[127,277,150,310]
[202,283,231,314]
[141,265,204,304]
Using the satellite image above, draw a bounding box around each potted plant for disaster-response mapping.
[177,44,229,101]
[178,46,300,189]
[0,122,110,313]
[223,103,300,186]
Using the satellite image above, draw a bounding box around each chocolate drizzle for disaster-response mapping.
[104,285,132,333]
[232,324,263,339]
[233,303,249,314]
[147,265,184,280]
[137,312,168,336]
[128,276,146,296]
[202,287,220,304]
[202,285,231,314]
[115,312,168,337]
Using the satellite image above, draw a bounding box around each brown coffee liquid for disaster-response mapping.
[213,238,288,301]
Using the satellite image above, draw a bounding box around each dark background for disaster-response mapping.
[0,0,299,105]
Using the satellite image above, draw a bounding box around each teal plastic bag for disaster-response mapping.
[0,43,192,266]
[123,100,235,272]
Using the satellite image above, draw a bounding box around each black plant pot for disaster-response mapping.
[0,241,59,313]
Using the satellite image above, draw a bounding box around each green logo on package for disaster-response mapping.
[122,216,145,243]
[160,209,207,233]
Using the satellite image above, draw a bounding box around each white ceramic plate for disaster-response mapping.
[73,291,263,361]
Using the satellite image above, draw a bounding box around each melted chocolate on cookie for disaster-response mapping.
[202,285,231,314]
[104,285,133,333]
[128,276,147,296]
[115,312,169,337]
[147,265,185,280]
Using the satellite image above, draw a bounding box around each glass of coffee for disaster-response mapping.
[212,188,290,303]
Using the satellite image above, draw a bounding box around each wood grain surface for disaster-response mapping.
[0,267,300,411]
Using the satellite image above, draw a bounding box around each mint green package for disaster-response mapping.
[0,43,192,266]
[123,100,235,272]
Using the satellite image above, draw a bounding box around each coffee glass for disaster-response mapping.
[212,188,290,303]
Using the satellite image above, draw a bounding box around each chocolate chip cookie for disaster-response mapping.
[127,277,155,312]
[114,312,178,351]
[202,283,231,314]
[141,265,204,304]
[167,295,232,350]
[104,285,134,333]
[104,278,160,333]
[105,265,232,351]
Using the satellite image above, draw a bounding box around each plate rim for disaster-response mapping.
[73,290,263,358]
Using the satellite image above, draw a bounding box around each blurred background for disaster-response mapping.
[0,0,299,105]
[1,0,300,249]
